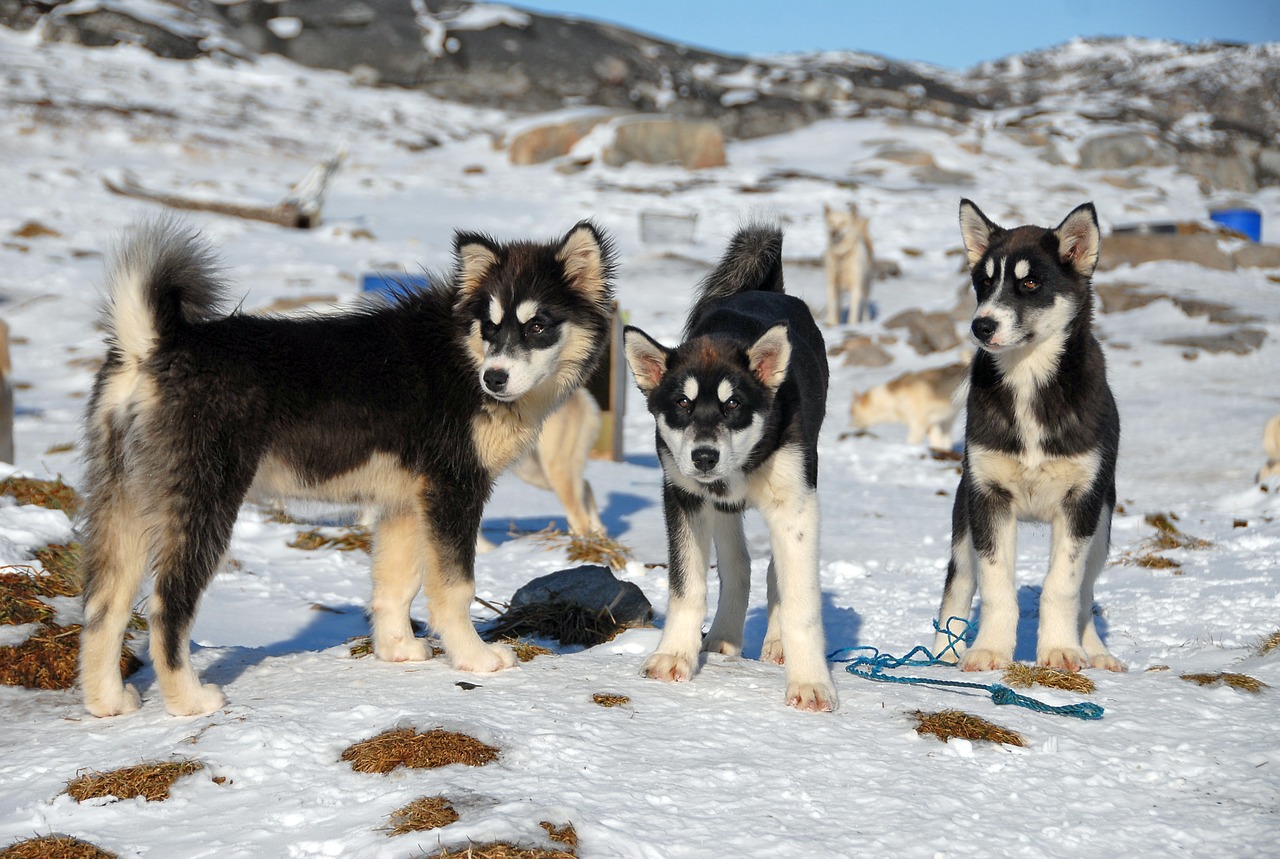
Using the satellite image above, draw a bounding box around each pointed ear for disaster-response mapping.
[453,232,499,297]
[1054,202,1100,278]
[958,199,1000,271]
[748,324,791,391]
[556,220,613,299]
[623,326,671,395]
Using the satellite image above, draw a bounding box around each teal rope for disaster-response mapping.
[828,617,1104,721]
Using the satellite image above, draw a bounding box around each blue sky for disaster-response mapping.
[515,0,1280,68]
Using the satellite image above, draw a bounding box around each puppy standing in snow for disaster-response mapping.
[932,200,1126,674]
[624,225,837,711]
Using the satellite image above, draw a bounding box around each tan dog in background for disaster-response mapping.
[824,203,874,327]
[1259,413,1280,482]
[851,360,968,449]
[478,386,605,551]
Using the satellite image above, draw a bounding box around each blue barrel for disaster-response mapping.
[1209,208,1262,242]
[361,273,430,301]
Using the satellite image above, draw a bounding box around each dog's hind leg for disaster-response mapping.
[80,480,148,717]
[370,511,430,662]
[702,511,751,657]
[643,486,712,683]
[760,559,783,664]
[824,250,842,328]
[1077,504,1125,672]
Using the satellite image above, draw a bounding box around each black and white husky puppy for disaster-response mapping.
[624,226,837,711]
[932,200,1125,674]
[79,219,615,717]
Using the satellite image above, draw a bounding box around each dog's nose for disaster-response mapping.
[483,368,508,393]
[691,447,719,473]
[971,316,998,343]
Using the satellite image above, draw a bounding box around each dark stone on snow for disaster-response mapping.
[511,564,652,626]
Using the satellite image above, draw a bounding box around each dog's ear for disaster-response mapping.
[748,324,791,391]
[623,326,671,395]
[453,232,500,297]
[556,220,614,299]
[1054,202,1101,278]
[958,199,1000,271]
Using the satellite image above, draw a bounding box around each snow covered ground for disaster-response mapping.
[1,24,1278,858]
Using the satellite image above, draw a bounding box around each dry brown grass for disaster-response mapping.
[66,760,203,803]
[538,823,577,849]
[503,638,554,662]
[387,796,460,835]
[0,624,141,690]
[912,710,1027,747]
[417,844,576,859]
[591,693,630,708]
[1127,553,1181,571]
[0,571,56,625]
[1254,629,1280,657]
[342,728,499,774]
[289,528,372,553]
[1179,672,1268,693]
[1143,512,1211,550]
[534,527,632,571]
[0,834,117,859]
[1002,664,1096,694]
[0,477,82,517]
[483,601,631,648]
[346,636,442,659]
[31,544,81,593]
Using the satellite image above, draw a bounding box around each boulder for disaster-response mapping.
[506,110,616,166]
[510,565,652,628]
[1078,132,1175,170]
[1234,243,1280,269]
[1097,233,1235,272]
[883,309,962,355]
[832,335,895,368]
[601,117,726,169]
[1161,328,1267,356]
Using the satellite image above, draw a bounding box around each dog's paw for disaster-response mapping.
[760,638,785,665]
[959,649,1011,672]
[642,651,696,682]
[702,637,741,657]
[786,680,838,712]
[1038,647,1089,673]
[1088,653,1128,672]
[374,635,431,663]
[452,642,517,673]
[84,683,142,718]
[164,683,226,718]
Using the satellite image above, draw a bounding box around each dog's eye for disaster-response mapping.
[479,320,498,339]
[1023,279,1038,291]
[979,276,992,288]
[526,320,545,336]
[724,398,740,411]
[676,396,692,410]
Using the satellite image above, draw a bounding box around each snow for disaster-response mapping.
[1,22,1279,859]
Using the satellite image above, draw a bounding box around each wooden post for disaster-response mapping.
[586,303,625,461]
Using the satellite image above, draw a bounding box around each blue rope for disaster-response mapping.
[828,617,1104,721]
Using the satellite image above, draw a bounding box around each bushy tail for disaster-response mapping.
[685,224,784,337]
[103,219,227,361]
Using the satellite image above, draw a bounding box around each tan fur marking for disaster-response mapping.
[555,226,604,294]
[457,243,499,297]
[250,451,427,513]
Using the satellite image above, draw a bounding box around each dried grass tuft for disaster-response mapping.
[417,843,576,859]
[31,544,82,595]
[342,728,499,774]
[1002,663,1095,694]
[1254,629,1280,657]
[534,527,631,571]
[0,477,82,517]
[503,638,554,662]
[387,796,459,836]
[66,760,203,803]
[288,527,372,552]
[1143,512,1211,550]
[0,624,141,690]
[1179,672,1268,693]
[0,834,117,859]
[483,601,630,648]
[0,571,56,625]
[912,709,1027,747]
[539,823,578,849]
[1128,553,1181,570]
[591,693,630,708]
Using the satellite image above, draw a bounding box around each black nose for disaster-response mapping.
[971,316,998,343]
[483,368,508,392]
[692,447,719,473]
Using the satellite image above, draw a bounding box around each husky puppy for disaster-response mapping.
[824,202,874,327]
[850,359,968,449]
[624,226,837,711]
[1258,414,1280,482]
[932,200,1124,673]
[79,219,615,717]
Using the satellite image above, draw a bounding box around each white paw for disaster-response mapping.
[760,638,785,665]
[786,680,838,712]
[959,648,1012,672]
[1089,653,1127,672]
[451,642,517,673]
[931,635,966,664]
[165,683,226,717]
[702,637,741,657]
[642,651,696,682]
[1038,647,1089,673]
[84,683,142,718]
[374,635,431,663]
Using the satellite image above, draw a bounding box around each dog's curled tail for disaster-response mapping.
[685,223,784,336]
[103,219,227,360]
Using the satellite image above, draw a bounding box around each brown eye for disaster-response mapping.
[676,396,692,409]
[724,398,740,411]
[1023,279,1038,291]
[526,321,545,336]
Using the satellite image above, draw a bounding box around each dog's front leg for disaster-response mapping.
[643,485,712,682]
[423,503,516,673]
[370,511,431,662]
[961,487,1018,672]
[760,489,837,711]
[702,510,751,657]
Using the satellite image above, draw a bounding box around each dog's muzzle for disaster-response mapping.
[691,446,720,474]
[971,316,999,345]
